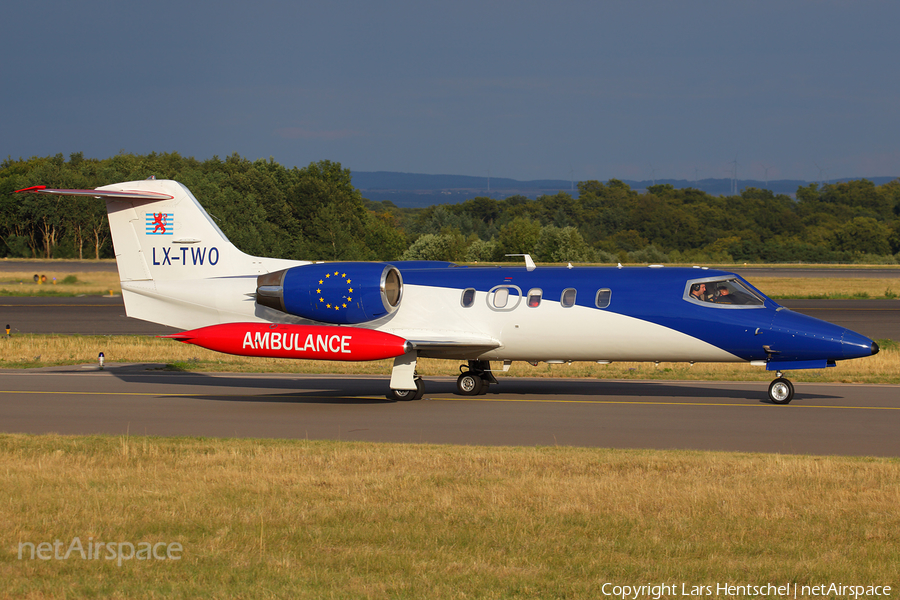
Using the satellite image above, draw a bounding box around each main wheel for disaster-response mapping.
[388,378,425,401]
[456,372,484,396]
[768,377,794,404]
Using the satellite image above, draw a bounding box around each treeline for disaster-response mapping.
[396,179,900,264]
[0,153,405,261]
[2,152,900,264]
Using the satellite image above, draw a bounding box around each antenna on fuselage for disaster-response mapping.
[505,254,536,271]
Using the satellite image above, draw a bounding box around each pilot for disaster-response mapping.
[714,285,736,304]
[689,283,708,302]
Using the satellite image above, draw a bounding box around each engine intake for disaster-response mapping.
[257,262,402,325]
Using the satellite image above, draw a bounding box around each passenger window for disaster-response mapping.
[595,289,611,308]
[461,288,475,307]
[527,288,542,308]
[493,287,509,309]
[561,288,576,308]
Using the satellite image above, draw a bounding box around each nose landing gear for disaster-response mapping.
[767,372,794,404]
[388,376,424,401]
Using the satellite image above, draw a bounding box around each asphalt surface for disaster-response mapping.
[0,296,179,335]
[778,299,900,340]
[1,366,898,456]
[733,266,900,278]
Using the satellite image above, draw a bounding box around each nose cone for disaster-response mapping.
[768,309,878,363]
[840,328,879,360]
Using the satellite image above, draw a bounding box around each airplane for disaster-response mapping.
[16,179,879,404]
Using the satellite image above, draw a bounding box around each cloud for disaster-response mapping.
[274,127,363,141]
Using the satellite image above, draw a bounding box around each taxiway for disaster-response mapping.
[1,366,898,455]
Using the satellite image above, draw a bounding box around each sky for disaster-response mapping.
[3,0,899,183]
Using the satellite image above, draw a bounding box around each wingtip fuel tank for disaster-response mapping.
[161,323,410,361]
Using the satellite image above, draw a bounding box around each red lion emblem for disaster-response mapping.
[152,212,167,234]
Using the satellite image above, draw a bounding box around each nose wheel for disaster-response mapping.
[387,377,424,401]
[767,377,794,404]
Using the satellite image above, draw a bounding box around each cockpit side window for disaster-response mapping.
[685,277,764,307]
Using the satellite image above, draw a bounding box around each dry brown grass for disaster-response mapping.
[0,270,121,296]
[1,434,898,598]
[744,276,899,299]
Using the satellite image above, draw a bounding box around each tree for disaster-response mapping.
[535,226,596,262]
[364,212,407,261]
[820,180,893,220]
[497,218,542,258]
[285,160,369,260]
[400,232,466,261]
[465,239,498,262]
[831,217,892,255]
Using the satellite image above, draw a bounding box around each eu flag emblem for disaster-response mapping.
[316,270,353,312]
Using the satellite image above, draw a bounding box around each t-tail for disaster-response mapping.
[16,180,305,329]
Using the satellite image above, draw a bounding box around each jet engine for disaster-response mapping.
[256,262,402,325]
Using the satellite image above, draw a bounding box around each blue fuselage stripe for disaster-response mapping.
[392,264,872,365]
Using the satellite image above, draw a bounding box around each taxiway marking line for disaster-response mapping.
[0,390,204,397]
[790,307,899,311]
[2,390,897,411]
[0,389,385,400]
[0,304,116,308]
[435,396,900,410]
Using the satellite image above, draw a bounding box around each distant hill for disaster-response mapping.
[351,171,899,208]
[352,171,578,191]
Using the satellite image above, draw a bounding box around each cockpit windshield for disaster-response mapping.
[684,277,765,307]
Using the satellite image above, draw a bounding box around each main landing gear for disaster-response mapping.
[456,360,497,396]
[767,372,795,404]
[387,359,498,401]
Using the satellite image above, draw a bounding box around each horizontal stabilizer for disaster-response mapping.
[15,185,174,200]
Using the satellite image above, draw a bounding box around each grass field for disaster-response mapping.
[2,434,899,599]
[744,277,899,299]
[0,270,120,297]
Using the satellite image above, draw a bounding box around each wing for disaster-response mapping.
[402,333,501,359]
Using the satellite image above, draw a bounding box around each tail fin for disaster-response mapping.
[17,180,304,328]
[98,179,255,282]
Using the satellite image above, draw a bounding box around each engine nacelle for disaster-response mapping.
[256,262,402,325]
